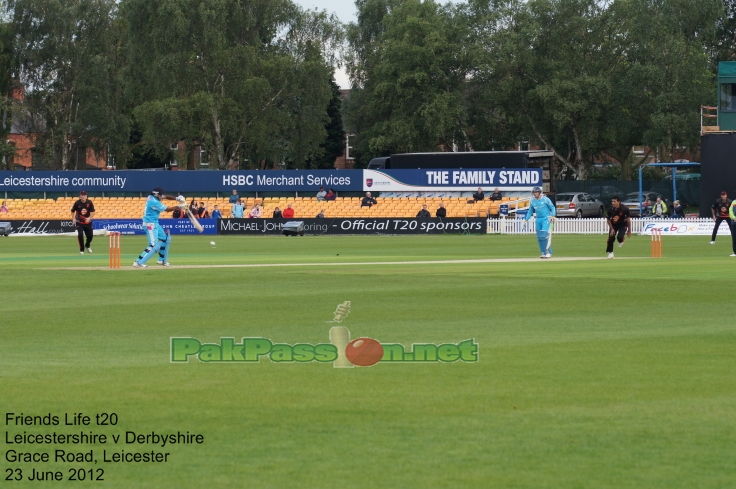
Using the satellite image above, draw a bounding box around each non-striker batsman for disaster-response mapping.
[524,186,556,258]
[133,187,185,268]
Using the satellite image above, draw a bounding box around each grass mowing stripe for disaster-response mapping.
[1,234,734,488]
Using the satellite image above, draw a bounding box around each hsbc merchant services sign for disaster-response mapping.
[0,168,539,192]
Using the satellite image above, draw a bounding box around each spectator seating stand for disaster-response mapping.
[0,196,528,220]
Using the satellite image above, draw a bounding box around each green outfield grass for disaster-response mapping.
[1,234,735,488]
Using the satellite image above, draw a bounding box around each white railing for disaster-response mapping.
[486,217,717,234]
[503,197,531,217]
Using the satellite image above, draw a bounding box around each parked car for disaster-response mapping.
[622,191,669,217]
[554,193,605,218]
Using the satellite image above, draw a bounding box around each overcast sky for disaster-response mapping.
[296,0,357,24]
[293,0,356,88]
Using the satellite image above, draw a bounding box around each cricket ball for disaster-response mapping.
[345,337,383,367]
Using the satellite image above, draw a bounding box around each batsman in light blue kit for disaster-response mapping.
[524,186,556,258]
[133,187,185,268]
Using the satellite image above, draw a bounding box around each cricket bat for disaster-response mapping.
[546,218,554,253]
[185,208,204,233]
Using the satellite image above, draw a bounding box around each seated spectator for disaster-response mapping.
[248,204,262,219]
[490,188,503,201]
[324,188,336,201]
[641,199,652,217]
[316,186,327,201]
[212,205,222,219]
[361,192,377,207]
[231,199,245,218]
[436,202,447,218]
[671,200,684,218]
[172,207,184,218]
[229,189,240,204]
[273,207,282,218]
[1,201,8,213]
[189,198,198,215]
[416,204,431,218]
[197,202,209,218]
[316,209,325,218]
[473,187,485,201]
[282,203,295,218]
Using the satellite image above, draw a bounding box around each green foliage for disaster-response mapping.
[620,0,721,161]
[124,0,340,169]
[1,0,341,169]
[0,15,16,168]
[127,116,173,170]
[0,0,729,174]
[8,0,128,169]
[587,164,624,180]
[714,0,736,63]
[346,0,724,177]
[344,0,474,164]
[304,78,345,169]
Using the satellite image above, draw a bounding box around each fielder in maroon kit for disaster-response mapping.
[71,190,95,255]
[710,191,732,244]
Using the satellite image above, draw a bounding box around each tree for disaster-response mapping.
[474,0,628,179]
[126,116,171,169]
[124,0,340,169]
[469,0,722,179]
[715,0,736,63]
[0,12,17,169]
[597,0,721,179]
[344,0,474,165]
[8,0,128,169]
[461,0,529,152]
[305,78,345,169]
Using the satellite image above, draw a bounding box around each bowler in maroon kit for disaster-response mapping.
[606,196,631,259]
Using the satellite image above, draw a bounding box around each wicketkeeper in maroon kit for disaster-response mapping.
[71,190,95,255]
